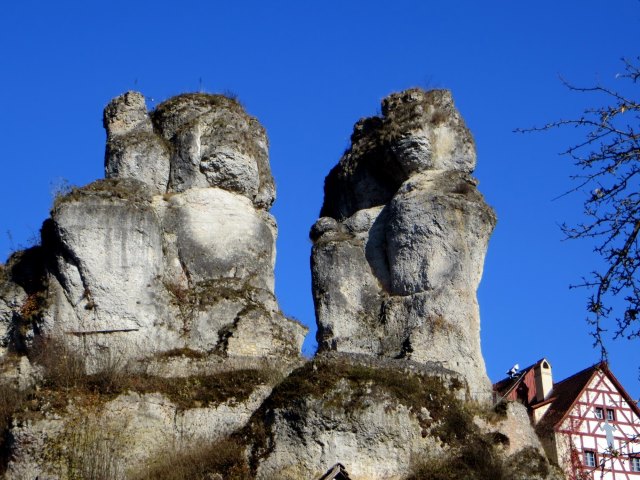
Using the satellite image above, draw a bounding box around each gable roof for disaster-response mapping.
[534,362,640,435]
[534,363,601,435]
[493,360,536,397]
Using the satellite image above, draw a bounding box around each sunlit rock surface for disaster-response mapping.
[1,91,306,370]
[311,88,496,395]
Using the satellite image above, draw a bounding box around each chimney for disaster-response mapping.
[534,359,553,402]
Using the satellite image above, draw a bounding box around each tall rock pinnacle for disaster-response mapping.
[311,88,496,393]
[1,91,306,370]
[0,90,563,480]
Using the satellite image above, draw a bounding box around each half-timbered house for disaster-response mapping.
[494,359,640,479]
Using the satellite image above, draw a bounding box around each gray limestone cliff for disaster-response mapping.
[243,354,562,480]
[0,89,564,480]
[311,88,496,396]
[0,91,306,371]
[241,89,560,480]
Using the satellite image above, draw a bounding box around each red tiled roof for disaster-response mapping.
[534,363,602,436]
[493,359,640,438]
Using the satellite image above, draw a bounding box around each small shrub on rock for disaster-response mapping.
[31,337,86,391]
[0,381,29,471]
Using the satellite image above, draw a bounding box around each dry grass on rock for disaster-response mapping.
[28,338,281,410]
[131,438,251,480]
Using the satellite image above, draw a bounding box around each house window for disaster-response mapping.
[584,451,597,468]
[606,408,615,421]
[595,407,604,419]
[631,457,640,472]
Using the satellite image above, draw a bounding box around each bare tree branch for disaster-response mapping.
[518,57,640,358]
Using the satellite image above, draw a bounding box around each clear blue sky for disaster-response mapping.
[1,1,639,399]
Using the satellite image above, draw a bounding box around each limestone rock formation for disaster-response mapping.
[253,89,560,480]
[0,88,564,480]
[4,368,282,480]
[311,88,496,395]
[245,355,452,479]
[103,91,171,194]
[0,91,306,370]
[244,354,563,480]
[104,91,275,207]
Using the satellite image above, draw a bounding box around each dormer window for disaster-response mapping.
[595,407,604,419]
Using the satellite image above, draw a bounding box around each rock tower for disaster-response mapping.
[0,89,562,480]
[1,92,306,370]
[242,90,560,480]
[311,88,496,394]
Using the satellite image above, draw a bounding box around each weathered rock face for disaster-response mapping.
[0,88,562,480]
[5,369,281,480]
[104,92,171,194]
[0,248,48,357]
[0,266,25,358]
[1,91,305,370]
[311,89,496,395]
[246,356,448,479]
[245,355,563,480]
[104,91,275,208]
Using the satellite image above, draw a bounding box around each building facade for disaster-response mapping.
[494,360,640,479]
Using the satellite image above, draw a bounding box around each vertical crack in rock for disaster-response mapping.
[311,88,497,395]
